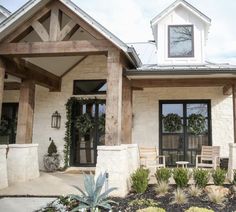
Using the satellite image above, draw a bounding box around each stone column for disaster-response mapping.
[228,143,236,180]
[7,144,39,184]
[0,58,5,119]
[16,80,35,144]
[0,145,8,189]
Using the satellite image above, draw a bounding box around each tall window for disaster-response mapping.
[168,25,194,58]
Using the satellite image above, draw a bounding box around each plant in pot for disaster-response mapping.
[43,138,60,172]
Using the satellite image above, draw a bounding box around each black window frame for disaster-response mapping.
[73,80,107,95]
[168,24,194,58]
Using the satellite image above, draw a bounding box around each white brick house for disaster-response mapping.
[1,0,236,191]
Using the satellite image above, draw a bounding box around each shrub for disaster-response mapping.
[48,140,57,156]
[155,181,169,196]
[207,189,225,205]
[212,168,226,186]
[155,168,172,183]
[172,168,189,188]
[171,188,188,205]
[70,173,117,211]
[131,167,150,193]
[193,169,209,188]
[129,198,159,207]
[188,185,202,197]
[185,207,214,212]
[137,207,166,212]
[232,170,236,185]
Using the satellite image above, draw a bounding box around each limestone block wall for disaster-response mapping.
[132,87,234,157]
[0,145,8,189]
[7,144,39,184]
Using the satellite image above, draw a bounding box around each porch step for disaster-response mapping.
[64,167,95,175]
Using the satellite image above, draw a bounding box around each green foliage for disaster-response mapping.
[47,140,57,156]
[129,198,159,207]
[98,114,105,133]
[212,168,226,186]
[163,113,182,132]
[155,168,172,183]
[76,113,94,136]
[70,173,117,212]
[232,170,236,185]
[188,114,206,135]
[131,168,150,193]
[173,168,189,188]
[193,169,209,188]
[185,207,214,212]
[137,207,166,212]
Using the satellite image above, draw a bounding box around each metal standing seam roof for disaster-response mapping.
[0,5,11,18]
[0,0,142,67]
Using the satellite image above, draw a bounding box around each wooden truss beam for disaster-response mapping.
[223,84,232,95]
[0,40,113,57]
[4,82,21,90]
[4,57,61,91]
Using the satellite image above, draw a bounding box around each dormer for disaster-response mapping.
[151,0,211,65]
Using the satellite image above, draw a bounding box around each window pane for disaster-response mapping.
[169,25,193,57]
[73,80,107,95]
[162,104,183,117]
[187,104,208,117]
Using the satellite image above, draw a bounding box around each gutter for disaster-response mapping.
[126,69,236,76]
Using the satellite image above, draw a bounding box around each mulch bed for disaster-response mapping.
[111,185,236,212]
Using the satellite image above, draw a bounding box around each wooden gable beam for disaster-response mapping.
[31,21,50,42]
[49,7,60,41]
[3,57,61,91]
[0,40,113,57]
[59,20,79,41]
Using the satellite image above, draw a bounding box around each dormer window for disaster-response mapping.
[168,25,194,58]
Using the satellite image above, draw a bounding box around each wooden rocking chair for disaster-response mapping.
[196,146,220,169]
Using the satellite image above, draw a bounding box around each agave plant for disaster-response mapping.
[70,173,117,212]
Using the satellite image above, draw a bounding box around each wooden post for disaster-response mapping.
[105,50,123,146]
[16,80,35,144]
[233,84,236,143]
[121,77,132,144]
[0,58,5,119]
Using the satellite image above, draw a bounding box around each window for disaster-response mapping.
[168,25,194,57]
[73,80,107,95]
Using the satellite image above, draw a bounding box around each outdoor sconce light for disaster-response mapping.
[51,111,61,129]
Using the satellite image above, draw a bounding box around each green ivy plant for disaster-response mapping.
[163,113,182,133]
[98,114,106,133]
[188,114,206,135]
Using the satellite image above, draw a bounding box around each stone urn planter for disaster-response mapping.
[43,139,60,172]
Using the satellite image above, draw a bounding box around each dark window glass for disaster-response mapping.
[168,25,194,57]
[73,80,107,95]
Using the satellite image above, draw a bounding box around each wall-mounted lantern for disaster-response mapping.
[51,111,61,129]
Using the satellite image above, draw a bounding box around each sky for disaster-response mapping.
[0,0,236,64]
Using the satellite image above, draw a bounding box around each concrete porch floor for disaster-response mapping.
[0,171,85,196]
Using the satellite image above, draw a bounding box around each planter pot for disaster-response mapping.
[43,154,60,172]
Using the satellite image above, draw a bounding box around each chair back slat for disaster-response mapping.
[201,146,220,161]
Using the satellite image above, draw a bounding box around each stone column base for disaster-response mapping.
[0,145,8,189]
[95,144,139,197]
[7,144,40,184]
[228,143,236,181]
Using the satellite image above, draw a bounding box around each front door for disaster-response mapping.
[159,100,211,166]
[71,100,106,167]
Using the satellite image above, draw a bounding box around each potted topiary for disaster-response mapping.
[43,138,60,172]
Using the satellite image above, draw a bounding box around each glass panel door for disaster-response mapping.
[71,100,105,167]
[160,100,211,166]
